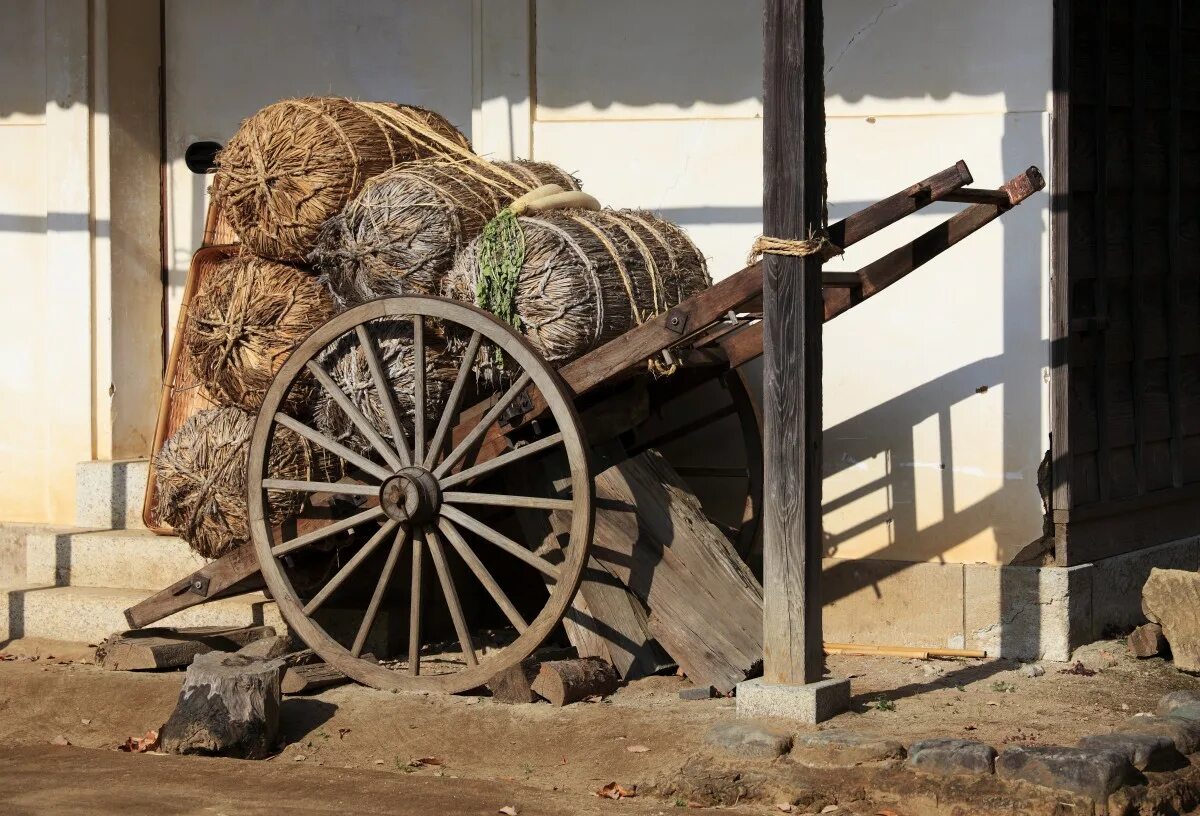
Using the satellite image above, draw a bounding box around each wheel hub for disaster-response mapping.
[379,467,441,524]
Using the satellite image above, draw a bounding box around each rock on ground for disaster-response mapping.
[1077,732,1185,772]
[1116,714,1200,755]
[907,738,996,776]
[1142,568,1200,671]
[159,653,284,759]
[996,745,1137,802]
[704,721,792,758]
[1157,690,1200,717]
[1128,623,1167,658]
[790,730,906,769]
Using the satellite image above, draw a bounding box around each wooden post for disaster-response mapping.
[761,0,825,686]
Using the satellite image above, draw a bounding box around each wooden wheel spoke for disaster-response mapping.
[433,372,532,478]
[356,323,412,468]
[352,525,410,657]
[303,519,400,615]
[425,526,478,667]
[262,478,379,496]
[437,517,528,633]
[438,432,563,490]
[439,505,559,581]
[272,506,385,557]
[422,330,483,469]
[274,412,392,481]
[442,491,573,512]
[408,530,424,676]
[412,315,427,463]
[306,359,404,471]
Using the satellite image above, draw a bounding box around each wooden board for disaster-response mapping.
[141,244,234,532]
[96,625,275,671]
[564,451,764,695]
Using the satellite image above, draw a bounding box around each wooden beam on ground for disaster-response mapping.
[761,0,825,686]
[96,625,276,671]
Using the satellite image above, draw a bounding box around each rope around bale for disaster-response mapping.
[746,230,842,265]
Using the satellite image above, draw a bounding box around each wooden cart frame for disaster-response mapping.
[128,159,1044,693]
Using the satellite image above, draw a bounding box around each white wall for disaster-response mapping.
[520,0,1053,564]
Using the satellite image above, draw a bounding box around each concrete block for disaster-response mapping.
[821,557,965,649]
[964,563,1093,661]
[1091,536,1200,637]
[704,721,792,758]
[735,677,850,725]
[996,745,1137,803]
[25,528,204,590]
[0,584,285,643]
[75,459,149,530]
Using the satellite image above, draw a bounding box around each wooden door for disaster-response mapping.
[1052,0,1200,564]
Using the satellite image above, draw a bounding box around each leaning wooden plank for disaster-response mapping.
[570,451,764,695]
[123,542,263,629]
[96,625,276,671]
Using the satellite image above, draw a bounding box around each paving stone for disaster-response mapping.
[1116,715,1200,755]
[1128,623,1167,658]
[1157,690,1200,717]
[704,721,792,758]
[791,730,906,769]
[1142,568,1200,671]
[907,738,996,776]
[1077,732,1185,772]
[995,745,1137,802]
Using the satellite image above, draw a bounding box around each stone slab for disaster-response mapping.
[704,721,792,758]
[75,459,149,530]
[1077,732,1185,772]
[1091,536,1200,637]
[1116,715,1200,755]
[790,729,906,768]
[821,558,965,649]
[1142,568,1200,672]
[907,738,996,776]
[25,528,203,590]
[996,745,1136,802]
[735,677,850,725]
[964,562,1092,661]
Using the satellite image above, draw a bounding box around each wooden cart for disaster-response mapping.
[127,160,1044,693]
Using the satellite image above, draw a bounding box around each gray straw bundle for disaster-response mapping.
[313,318,457,457]
[310,159,580,309]
[212,97,471,262]
[154,406,336,559]
[447,209,710,367]
[186,253,334,412]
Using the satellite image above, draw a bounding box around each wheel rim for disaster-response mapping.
[247,296,593,693]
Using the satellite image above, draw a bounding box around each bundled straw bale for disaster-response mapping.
[212,97,470,262]
[186,254,334,412]
[155,407,335,559]
[313,318,457,457]
[310,159,580,308]
[448,209,709,366]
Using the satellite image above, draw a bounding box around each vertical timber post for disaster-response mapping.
[738,0,849,723]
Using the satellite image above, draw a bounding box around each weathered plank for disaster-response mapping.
[574,451,763,695]
[97,625,277,671]
[487,658,540,704]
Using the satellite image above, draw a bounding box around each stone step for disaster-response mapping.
[0,584,285,643]
[75,459,150,530]
[24,527,205,590]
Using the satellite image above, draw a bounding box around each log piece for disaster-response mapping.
[561,450,763,694]
[487,659,540,704]
[96,625,276,671]
[280,654,373,695]
[531,657,620,706]
[159,653,285,758]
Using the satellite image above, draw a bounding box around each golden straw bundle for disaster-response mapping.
[212,97,470,262]
[186,254,334,412]
[310,159,580,308]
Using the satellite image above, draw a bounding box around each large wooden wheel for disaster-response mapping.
[247,297,594,693]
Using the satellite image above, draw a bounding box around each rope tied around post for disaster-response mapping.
[746,229,842,266]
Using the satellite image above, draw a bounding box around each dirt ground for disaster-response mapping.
[2,637,1199,814]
